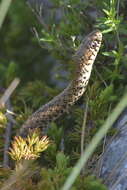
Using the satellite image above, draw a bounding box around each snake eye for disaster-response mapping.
[91,41,97,49]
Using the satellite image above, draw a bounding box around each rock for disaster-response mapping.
[96,108,127,190]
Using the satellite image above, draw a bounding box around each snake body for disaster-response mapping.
[20,30,102,136]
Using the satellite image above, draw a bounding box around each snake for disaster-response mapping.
[19,30,102,137]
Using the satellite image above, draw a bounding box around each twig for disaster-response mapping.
[31,27,48,49]
[94,66,107,87]
[116,0,120,45]
[3,100,14,168]
[96,104,112,177]
[0,78,20,108]
[81,99,89,156]
[1,78,20,168]
[80,99,89,175]
[27,1,49,31]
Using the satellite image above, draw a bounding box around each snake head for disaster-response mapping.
[73,30,102,63]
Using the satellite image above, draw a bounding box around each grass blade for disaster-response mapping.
[0,0,12,29]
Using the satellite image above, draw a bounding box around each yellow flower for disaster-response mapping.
[9,130,50,161]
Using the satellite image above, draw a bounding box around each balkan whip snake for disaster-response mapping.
[20,30,102,136]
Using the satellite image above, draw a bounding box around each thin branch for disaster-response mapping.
[1,78,20,168]
[94,66,107,87]
[81,99,89,156]
[3,100,14,168]
[80,99,88,175]
[27,1,49,31]
[0,78,20,108]
[31,27,48,49]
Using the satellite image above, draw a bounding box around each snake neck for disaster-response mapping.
[19,30,102,137]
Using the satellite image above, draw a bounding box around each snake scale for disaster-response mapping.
[19,30,102,137]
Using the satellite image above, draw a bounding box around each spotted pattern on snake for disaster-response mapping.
[19,30,102,137]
